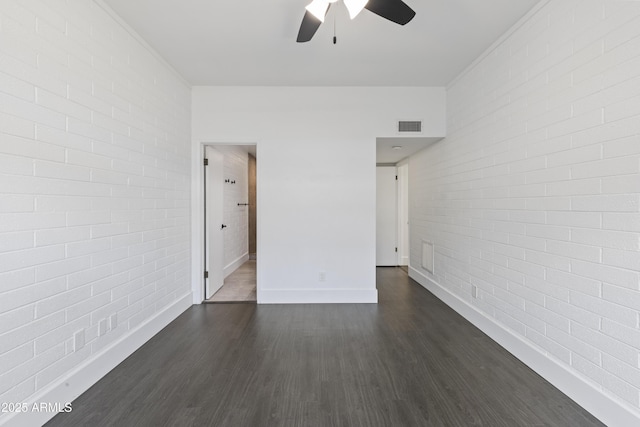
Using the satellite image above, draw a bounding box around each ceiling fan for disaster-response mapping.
[297,0,416,42]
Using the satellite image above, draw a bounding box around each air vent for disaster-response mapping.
[398,120,422,133]
[422,241,434,274]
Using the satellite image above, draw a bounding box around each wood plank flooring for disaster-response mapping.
[46,267,604,427]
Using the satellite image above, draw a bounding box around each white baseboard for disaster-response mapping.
[258,288,378,304]
[1,292,193,427]
[224,252,249,278]
[408,266,640,427]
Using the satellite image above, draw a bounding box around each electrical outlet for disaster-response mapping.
[319,271,326,282]
[471,285,478,299]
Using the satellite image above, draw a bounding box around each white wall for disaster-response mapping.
[192,86,445,303]
[408,1,640,426]
[217,145,249,275]
[0,1,192,425]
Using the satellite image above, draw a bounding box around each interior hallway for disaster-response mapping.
[206,260,257,303]
[46,268,602,427]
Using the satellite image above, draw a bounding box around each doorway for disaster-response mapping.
[375,136,440,271]
[397,162,409,267]
[203,144,257,303]
[376,166,398,266]
[375,163,409,268]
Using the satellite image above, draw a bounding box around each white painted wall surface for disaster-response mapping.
[408,1,640,426]
[216,146,249,276]
[192,87,446,304]
[0,1,192,425]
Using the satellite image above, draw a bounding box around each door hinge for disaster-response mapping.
[395,247,398,252]
[396,175,398,180]
[204,271,209,279]
[203,158,209,166]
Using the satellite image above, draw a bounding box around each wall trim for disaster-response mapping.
[408,266,640,427]
[0,293,193,427]
[446,0,551,88]
[258,288,378,304]
[93,0,191,89]
[224,252,250,278]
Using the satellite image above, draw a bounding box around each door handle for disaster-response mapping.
[221,224,227,230]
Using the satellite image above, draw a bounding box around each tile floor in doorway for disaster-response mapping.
[206,260,256,303]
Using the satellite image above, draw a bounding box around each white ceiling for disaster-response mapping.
[377,137,442,164]
[102,0,538,163]
[213,144,257,158]
[103,0,540,87]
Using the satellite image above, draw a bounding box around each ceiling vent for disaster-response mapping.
[398,120,422,133]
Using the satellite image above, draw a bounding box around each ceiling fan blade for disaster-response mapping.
[297,11,322,42]
[364,0,416,25]
[297,6,329,43]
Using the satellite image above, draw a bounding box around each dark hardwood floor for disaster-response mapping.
[46,268,604,427]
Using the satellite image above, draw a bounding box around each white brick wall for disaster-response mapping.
[216,146,249,270]
[0,0,191,420]
[410,0,640,419]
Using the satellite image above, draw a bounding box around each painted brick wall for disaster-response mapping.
[409,0,640,419]
[0,0,191,418]
[217,146,249,270]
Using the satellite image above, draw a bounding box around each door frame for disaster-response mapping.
[191,141,259,304]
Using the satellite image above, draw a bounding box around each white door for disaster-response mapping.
[376,166,397,266]
[397,163,409,266]
[205,146,224,299]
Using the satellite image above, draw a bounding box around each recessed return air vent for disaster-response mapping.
[398,120,422,133]
[422,241,434,274]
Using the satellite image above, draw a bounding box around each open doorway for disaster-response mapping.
[203,144,257,303]
[375,137,441,270]
[397,162,409,268]
[376,165,398,266]
[375,163,409,268]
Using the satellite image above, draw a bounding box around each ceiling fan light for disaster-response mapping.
[305,0,330,22]
[344,0,369,19]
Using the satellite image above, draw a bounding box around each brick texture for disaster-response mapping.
[0,0,191,414]
[410,0,640,412]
